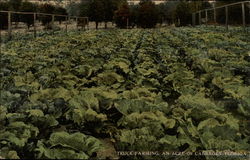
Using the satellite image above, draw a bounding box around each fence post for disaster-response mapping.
[214,8,216,27]
[126,18,129,29]
[65,16,69,33]
[199,11,201,25]
[242,2,246,31]
[76,17,78,30]
[52,14,55,30]
[8,11,12,40]
[85,19,87,29]
[65,16,67,33]
[87,17,89,30]
[84,18,86,30]
[225,6,228,31]
[34,13,37,38]
[205,9,208,27]
[82,18,85,30]
[192,13,196,26]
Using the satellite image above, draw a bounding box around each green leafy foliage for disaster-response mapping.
[1,27,250,159]
[36,132,102,159]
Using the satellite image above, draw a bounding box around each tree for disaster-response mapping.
[156,3,166,25]
[129,4,139,28]
[102,0,116,28]
[0,2,9,29]
[19,2,37,29]
[78,0,90,17]
[137,0,158,28]
[54,0,64,6]
[156,2,180,25]
[9,0,22,25]
[66,2,80,16]
[114,2,130,28]
[165,1,180,25]
[38,3,55,28]
[54,7,67,24]
[188,1,211,13]
[175,1,192,26]
[8,0,22,11]
[88,0,105,29]
[78,0,125,29]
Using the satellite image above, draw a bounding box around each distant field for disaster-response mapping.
[0,27,250,159]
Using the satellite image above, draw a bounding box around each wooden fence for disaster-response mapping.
[0,10,89,40]
[192,1,250,31]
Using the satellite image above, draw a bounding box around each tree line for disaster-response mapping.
[66,0,210,29]
[68,0,249,29]
[0,0,67,29]
[1,0,249,30]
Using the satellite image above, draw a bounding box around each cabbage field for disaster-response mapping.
[0,27,250,159]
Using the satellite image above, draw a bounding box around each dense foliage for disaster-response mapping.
[38,4,56,27]
[0,0,67,29]
[137,0,158,28]
[76,0,214,28]
[114,3,131,28]
[1,0,249,29]
[78,0,125,29]
[19,1,37,29]
[1,27,250,159]
[0,2,9,29]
